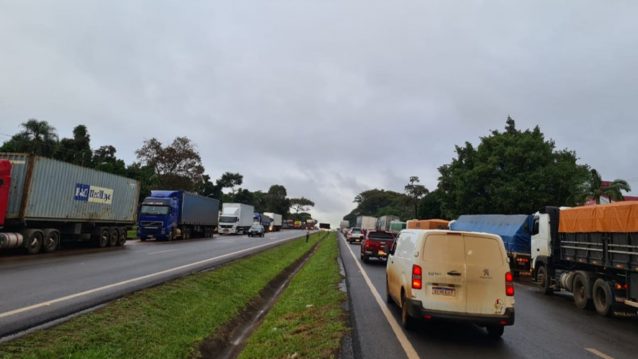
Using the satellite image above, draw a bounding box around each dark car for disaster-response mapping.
[247,223,265,237]
[360,230,395,263]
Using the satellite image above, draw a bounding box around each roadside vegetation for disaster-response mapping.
[0,234,323,359]
[343,118,631,223]
[239,232,347,359]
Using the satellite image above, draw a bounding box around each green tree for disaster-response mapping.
[265,184,290,216]
[343,189,412,224]
[93,145,127,176]
[54,125,93,166]
[405,176,429,218]
[0,119,58,156]
[418,190,445,219]
[290,197,315,214]
[588,169,631,203]
[437,117,590,218]
[135,136,205,191]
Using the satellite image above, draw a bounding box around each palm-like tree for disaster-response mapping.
[589,169,632,204]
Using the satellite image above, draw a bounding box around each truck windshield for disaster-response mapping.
[220,216,238,223]
[140,205,170,215]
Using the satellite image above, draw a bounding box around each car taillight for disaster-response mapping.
[505,272,514,296]
[412,265,422,289]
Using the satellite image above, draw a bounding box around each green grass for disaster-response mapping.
[0,233,324,359]
[238,232,348,359]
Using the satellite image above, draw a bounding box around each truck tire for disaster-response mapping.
[401,291,417,330]
[386,278,393,304]
[592,279,613,317]
[572,273,592,310]
[536,265,553,295]
[97,228,109,248]
[486,325,504,339]
[42,229,60,253]
[167,229,175,241]
[108,227,119,247]
[24,229,44,254]
[117,227,127,246]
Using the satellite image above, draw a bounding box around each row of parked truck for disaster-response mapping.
[343,205,638,317]
[0,153,288,254]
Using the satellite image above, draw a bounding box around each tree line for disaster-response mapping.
[0,119,314,219]
[345,117,631,223]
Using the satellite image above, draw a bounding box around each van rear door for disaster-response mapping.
[421,233,466,313]
[464,233,509,315]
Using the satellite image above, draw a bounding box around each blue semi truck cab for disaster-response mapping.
[138,190,219,241]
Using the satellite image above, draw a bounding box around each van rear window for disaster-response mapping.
[464,235,504,265]
[423,234,465,263]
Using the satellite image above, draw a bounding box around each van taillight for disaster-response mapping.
[505,272,514,296]
[412,265,422,289]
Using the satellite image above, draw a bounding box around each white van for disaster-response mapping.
[386,229,515,338]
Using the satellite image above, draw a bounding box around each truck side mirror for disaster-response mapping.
[389,241,397,255]
[532,218,539,235]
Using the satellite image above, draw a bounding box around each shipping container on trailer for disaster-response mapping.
[0,153,140,254]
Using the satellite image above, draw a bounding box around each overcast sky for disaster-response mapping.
[2,1,637,225]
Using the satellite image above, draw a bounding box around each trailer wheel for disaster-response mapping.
[97,228,109,248]
[536,265,553,295]
[117,227,127,246]
[24,229,44,254]
[42,229,60,253]
[592,279,613,317]
[572,273,592,310]
[108,228,119,247]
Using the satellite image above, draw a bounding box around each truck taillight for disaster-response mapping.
[412,265,423,289]
[505,272,514,296]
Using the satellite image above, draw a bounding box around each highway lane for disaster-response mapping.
[338,233,638,359]
[0,230,307,338]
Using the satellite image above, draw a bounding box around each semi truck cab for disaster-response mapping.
[138,194,179,240]
[530,212,552,272]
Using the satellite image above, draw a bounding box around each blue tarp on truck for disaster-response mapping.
[450,214,533,273]
[450,214,532,254]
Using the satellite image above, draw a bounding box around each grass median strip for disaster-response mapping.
[0,233,323,359]
[238,232,348,359]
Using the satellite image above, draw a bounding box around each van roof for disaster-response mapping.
[401,229,502,240]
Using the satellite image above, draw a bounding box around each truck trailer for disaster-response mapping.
[450,214,532,275]
[356,216,377,233]
[137,190,219,241]
[0,153,140,254]
[219,203,254,235]
[531,203,638,316]
[264,212,283,232]
[377,215,399,231]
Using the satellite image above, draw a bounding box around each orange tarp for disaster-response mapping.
[559,201,638,233]
[406,219,450,230]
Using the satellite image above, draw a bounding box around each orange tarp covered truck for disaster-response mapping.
[406,219,449,230]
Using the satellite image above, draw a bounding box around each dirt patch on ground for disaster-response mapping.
[196,240,322,359]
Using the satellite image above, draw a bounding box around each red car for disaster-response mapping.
[360,230,395,263]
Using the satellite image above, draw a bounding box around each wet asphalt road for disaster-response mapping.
[338,233,638,359]
[0,230,307,338]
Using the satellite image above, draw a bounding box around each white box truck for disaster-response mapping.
[263,212,283,232]
[219,203,254,235]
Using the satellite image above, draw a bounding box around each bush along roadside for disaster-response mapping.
[237,232,348,359]
[0,233,323,359]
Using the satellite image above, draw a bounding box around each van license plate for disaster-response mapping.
[432,287,455,297]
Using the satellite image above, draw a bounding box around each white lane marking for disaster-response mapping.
[585,348,615,359]
[340,235,420,359]
[0,236,296,319]
[147,249,178,255]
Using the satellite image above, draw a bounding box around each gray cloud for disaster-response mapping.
[2,1,637,225]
